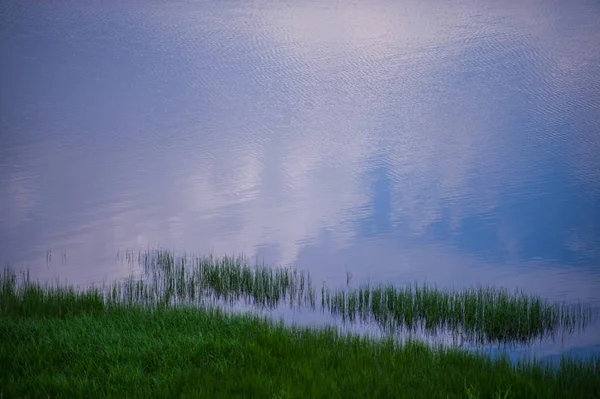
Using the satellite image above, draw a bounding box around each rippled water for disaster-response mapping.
[1,0,599,358]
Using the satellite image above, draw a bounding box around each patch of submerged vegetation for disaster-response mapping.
[1,269,599,398]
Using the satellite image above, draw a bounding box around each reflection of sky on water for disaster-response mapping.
[1,0,599,312]
[360,158,599,267]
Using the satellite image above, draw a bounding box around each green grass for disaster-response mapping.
[127,250,596,345]
[138,250,315,309]
[1,270,599,398]
[323,283,595,345]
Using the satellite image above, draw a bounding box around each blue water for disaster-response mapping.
[1,0,599,358]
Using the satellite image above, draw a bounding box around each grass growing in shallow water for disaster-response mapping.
[124,250,596,345]
[324,283,595,344]
[138,250,315,309]
[1,268,599,398]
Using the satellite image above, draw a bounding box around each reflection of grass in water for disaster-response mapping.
[1,269,599,398]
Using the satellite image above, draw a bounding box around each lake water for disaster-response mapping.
[1,0,599,359]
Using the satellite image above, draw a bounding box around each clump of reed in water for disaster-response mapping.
[322,283,596,345]
[136,249,315,309]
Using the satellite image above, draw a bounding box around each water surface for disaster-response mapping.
[1,0,599,358]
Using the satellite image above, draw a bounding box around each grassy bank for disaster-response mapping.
[1,264,599,398]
